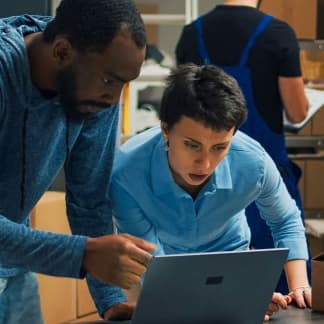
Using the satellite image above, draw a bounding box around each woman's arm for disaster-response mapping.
[285,259,311,308]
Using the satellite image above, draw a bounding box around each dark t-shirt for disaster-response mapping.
[175,5,301,134]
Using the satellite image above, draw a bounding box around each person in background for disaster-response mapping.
[110,64,311,321]
[0,0,156,323]
[175,0,310,294]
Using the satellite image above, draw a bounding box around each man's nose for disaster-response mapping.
[102,85,124,105]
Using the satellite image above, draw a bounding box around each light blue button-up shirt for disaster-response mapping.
[111,126,308,261]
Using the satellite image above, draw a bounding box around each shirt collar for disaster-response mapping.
[151,136,179,196]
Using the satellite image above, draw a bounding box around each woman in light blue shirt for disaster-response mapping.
[110,64,311,319]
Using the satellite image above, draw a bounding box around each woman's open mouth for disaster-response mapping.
[188,173,208,182]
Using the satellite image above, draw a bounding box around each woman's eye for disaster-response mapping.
[212,146,226,152]
[185,142,200,151]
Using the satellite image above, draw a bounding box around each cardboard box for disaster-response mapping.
[261,0,324,40]
[31,191,77,324]
[300,50,324,82]
[308,234,324,258]
[298,122,312,136]
[304,161,324,209]
[67,312,101,323]
[30,191,69,234]
[305,219,324,257]
[285,120,312,136]
[312,252,324,312]
[77,279,96,317]
[31,192,103,323]
[37,274,77,324]
[312,106,324,135]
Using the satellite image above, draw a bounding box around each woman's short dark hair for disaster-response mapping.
[43,0,146,52]
[160,64,247,132]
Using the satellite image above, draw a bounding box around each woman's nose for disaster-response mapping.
[195,153,211,170]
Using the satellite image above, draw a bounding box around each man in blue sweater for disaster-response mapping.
[0,0,155,323]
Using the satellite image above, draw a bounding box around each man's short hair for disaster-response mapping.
[43,0,146,52]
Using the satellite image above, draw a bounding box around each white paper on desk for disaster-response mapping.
[284,87,324,132]
[305,219,324,238]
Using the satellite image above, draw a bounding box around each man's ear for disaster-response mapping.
[53,37,75,66]
[161,121,168,141]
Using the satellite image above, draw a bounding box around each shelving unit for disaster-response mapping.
[121,64,170,139]
[120,0,199,139]
[299,39,324,51]
[141,0,198,25]
[285,39,324,223]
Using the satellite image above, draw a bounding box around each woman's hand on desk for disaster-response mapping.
[288,285,312,309]
[264,292,292,321]
[284,259,311,309]
[264,287,312,321]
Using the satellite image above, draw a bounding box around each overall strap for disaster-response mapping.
[195,16,211,64]
[239,14,273,67]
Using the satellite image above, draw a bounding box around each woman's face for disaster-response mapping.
[162,116,235,195]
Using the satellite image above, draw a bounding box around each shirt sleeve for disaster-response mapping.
[64,105,125,315]
[255,152,309,261]
[0,39,5,119]
[64,106,119,237]
[269,20,302,77]
[85,274,127,318]
[111,178,165,256]
[0,214,88,277]
[175,24,203,66]
[0,76,3,119]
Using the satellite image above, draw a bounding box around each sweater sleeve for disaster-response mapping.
[0,214,87,278]
[63,105,126,315]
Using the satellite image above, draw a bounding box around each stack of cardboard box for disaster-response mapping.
[31,192,100,324]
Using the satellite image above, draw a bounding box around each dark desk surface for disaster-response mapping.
[265,307,324,323]
[75,307,324,324]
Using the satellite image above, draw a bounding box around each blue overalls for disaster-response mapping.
[195,15,311,294]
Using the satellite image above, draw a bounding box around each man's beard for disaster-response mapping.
[56,66,110,122]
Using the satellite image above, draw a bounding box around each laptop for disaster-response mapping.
[86,248,288,324]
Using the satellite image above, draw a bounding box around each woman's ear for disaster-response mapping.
[161,121,168,142]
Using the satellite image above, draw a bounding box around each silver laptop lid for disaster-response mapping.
[132,248,289,324]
